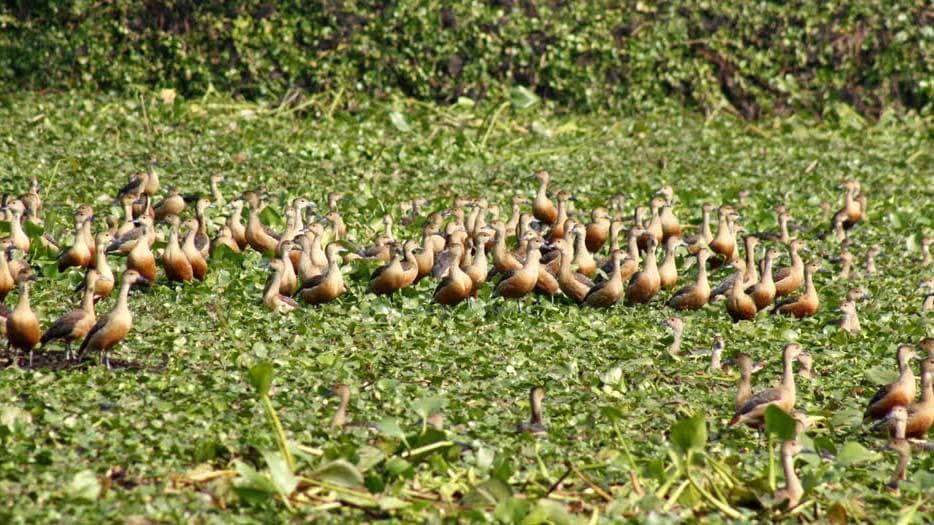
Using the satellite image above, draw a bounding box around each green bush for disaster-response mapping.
[1,1,930,118]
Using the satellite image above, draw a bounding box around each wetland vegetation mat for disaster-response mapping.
[0,92,932,522]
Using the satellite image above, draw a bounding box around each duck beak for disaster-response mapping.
[132,276,151,289]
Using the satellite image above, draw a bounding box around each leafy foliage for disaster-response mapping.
[1,1,931,117]
[0,91,931,522]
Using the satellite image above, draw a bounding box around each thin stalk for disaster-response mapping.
[687,473,742,519]
[768,434,776,492]
[480,102,509,148]
[262,395,296,471]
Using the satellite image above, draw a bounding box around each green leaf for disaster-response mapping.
[463,477,513,507]
[836,441,881,466]
[521,498,573,525]
[261,449,298,497]
[670,413,706,455]
[312,459,364,488]
[66,470,101,502]
[411,396,443,422]
[389,111,411,132]
[23,220,44,238]
[259,206,283,228]
[233,460,277,504]
[247,362,274,397]
[377,417,405,439]
[509,86,539,109]
[495,496,531,523]
[764,406,797,440]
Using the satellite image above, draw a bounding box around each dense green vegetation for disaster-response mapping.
[2,1,932,118]
[0,91,931,522]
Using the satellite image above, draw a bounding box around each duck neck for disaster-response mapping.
[701,209,712,239]
[536,177,548,200]
[710,343,722,370]
[81,284,96,312]
[264,271,283,301]
[744,243,757,279]
[168,225,180,249]
[921,372,933,402]
[530,396,543,425]
[524,248,541,272]
[643,248,657,273]
[116,280,132,311]
[670,328,682,355]
[779,215,790,242]
[16,282,31,310]
[574,231,587,257]
[696,257,709,288]
[782,353,796,394]
[781,442,801,493]
[761,256,774,284]
[804,267,814,294]
[558,248,573,278]
[183,228,197,250]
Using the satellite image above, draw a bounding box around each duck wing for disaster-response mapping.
[77,316,109,357]
[736,388,782,417]
[40,310,85,345]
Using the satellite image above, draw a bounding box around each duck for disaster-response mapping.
[210,225,241,255]
[684,203,715,256]
[709,206,737,266]
[57,215,94,272]
[73,232,115,301]
[725,260,757,322]
[182,219,208,281]
[885,406,911,492]
[733,353,758,410]
[546,192,572,240]
[773,261,821,318]
[663,316,684,356]
[0,242,16,302]
[747,247,781,311]
[193,199,212,256]
[209,175,225,205]
[368,250,406,296]
[275,241,298,296]
[245,203,280,254]
[495,237,543,300]
[729,343,804,427]
[595,221,625,272]
[585,208,611,252]
[667,249,711,310]
[836,245,854,280]
[40,270,100,361]
[902,357,933,439]
[126,222,157,285]
[107,215,156,255]
[640,197,666,249]
[325,211,347,242]
[532,171,557,225]
[797,352,815,380]
[329,383,377,430]
[162,216,193,283]
[554,239,594,304]
[5,272,40,367]
[833,180,862,229]
[831,300,860,333]
[626,237,661,305]
[432,245,473,306]
[153,187,186,221]
[921,338,934,359]
[710,236,759,301]
[864,345,919,422]
[5,201,30,253]
[413,230,437,283]
[773,413,809,509]
[584,251,637,308]
[463,233,492,297]
[116,172,150,201]
[76,269,150,368]
[773,240,805,298]
[656,185,681,240]
[262,259,300,313]
[397,240,420,289]
[225,200,248,250]
[657,236,683,289]
[299,244,347,305]
[516,386,546,434]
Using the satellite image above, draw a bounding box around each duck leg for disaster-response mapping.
[64,342,72,362]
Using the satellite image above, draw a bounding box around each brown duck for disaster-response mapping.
[864,345,918,422]
[626,237,660,305]
[40,271,100,361]
[667,249,711,310]
[773,261,820,318]
[77,269,150,368]
[729,343,803,427]
[299,244,347,305]
[5,272,40,367]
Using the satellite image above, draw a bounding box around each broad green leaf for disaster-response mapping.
[509,86,539,109]
[411,396,443,421]
[670,413,706,455]
[522,498,574,525]
[247,362,274,397]
[463,477,513,507]
[389,111,411,132]
[836,441,881,466]
[312,459,364,488]
[261,449,297,497]
[764,406,797,440]
[233,460,277,504]
[66,470,101,502]
[377,417,405,439]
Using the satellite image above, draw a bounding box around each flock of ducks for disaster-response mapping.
[2,167,933,509]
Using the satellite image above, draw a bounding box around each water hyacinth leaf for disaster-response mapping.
[389,111,411,132]
[261,449,298,497]
[378,417,406,440]
[311,459,364,488]
[66,470,101,502]
[670,413,706,455]
[764,406,796,440]
[509,86,539,109]
[522,498,574,525]
[463,477,513,507]
[247,362,274,397]
[836,442,881,466]
[411,396,443,421]
[233,460,277,504]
